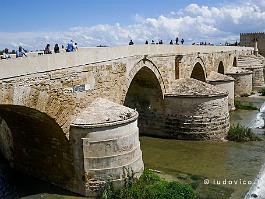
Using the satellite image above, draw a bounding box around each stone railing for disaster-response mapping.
[0,45,253,80]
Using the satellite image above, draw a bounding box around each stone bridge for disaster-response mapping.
[0,45,256,196]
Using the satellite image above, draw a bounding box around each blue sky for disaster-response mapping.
[1,0,265,50]
[1,0,220,32]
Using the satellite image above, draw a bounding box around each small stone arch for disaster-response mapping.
[218,61,225,74]
[127,58,166,96]
[233,57,237,67]
[191,58,207,82]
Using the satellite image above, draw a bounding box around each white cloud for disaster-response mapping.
[1,0,265,50]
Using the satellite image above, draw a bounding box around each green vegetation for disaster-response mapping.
[100,169,196,199]
[227,124,262,142]
[259,87,265,96]
[234,100,258,110]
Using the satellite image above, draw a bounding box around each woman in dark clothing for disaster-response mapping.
[54,44,60,53]
[44,44,52,54]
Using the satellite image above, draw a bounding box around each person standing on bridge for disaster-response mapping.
[175,37,179,45]
[129,40,134,45]
[54,44,60,53]
[1,48,11,59]
[44,44,52,54]
[74,42,78,51]
[181,38,184,45]
[66,40,74,52]
[16,46,27,58]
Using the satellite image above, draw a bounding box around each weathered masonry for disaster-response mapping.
[0,45,262,197]
[240,32,265,57]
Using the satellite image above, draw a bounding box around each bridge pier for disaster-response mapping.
[207,71,235,111]
[237,55,265,88]
[163,78,230,140]
[70,98,144,197]
[226,67,253,97]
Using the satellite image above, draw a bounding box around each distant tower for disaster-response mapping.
[240,32,265,56]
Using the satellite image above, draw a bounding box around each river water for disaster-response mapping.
[0,96,265,199]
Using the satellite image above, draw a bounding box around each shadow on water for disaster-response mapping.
[0,153,84,199]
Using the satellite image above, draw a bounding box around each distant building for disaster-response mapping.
[240,32,265,56]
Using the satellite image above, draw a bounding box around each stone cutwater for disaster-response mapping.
[164,78,230,140]
[70,98,144,197]
[226,67,253,97]
[207,71,235,111]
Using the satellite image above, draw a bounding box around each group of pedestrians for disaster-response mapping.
[44,43,62,54]
[65,40,78,52]
[0,46,27,59]
[1,40,78,60]
[129,37,185,45]
[44,40,78,54]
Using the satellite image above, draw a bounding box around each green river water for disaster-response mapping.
[1,96,265,199]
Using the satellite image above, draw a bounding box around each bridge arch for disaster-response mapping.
[191,58,207,82]
[0,105,75,190]
[233,57,237,67]
[126,59,166,96]
[124,60,165,135]
[218,61,225,74]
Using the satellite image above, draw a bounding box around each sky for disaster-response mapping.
[1,0,265,50]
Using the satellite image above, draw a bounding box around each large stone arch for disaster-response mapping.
[190,58,207,82]
[124,61,165,135]
[0,104,76,192]
[0,85,77,136]
[0,84,82,191]
[126,58,166,96]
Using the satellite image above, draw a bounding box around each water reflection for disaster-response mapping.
[0,154,83,199]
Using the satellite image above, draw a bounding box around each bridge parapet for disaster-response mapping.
[0,45,253,80]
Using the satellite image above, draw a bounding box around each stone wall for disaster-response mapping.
[208,81,235,110]
[0,45,253,80]
[226,73,253,97]
[250,67,264,88]
[240,33,265,56]
[176,51,251,85]
[163,96,230,140]
[70,120,143,196]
